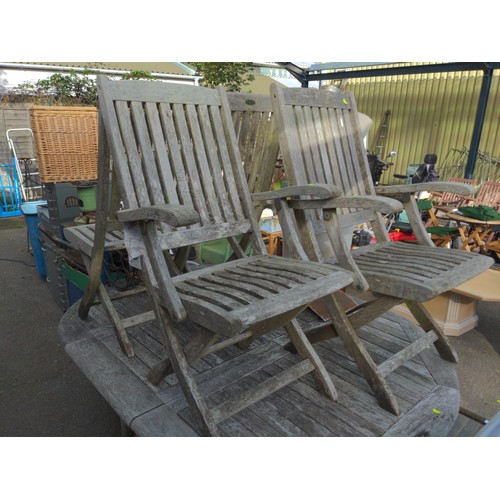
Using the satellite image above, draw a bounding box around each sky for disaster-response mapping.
[1,68,54,88]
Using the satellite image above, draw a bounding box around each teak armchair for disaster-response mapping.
[430,176,477,216]
[474,180,500,211]
[91,76,368,436]
[65,91,281,358]
[269,84,494,416]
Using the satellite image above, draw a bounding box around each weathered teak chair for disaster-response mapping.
[473,180,500,211]
[269,83,494,415]
[66,92,280,358]
[422,200,462,247]
[93,75,366,436]
[430,176,477,216]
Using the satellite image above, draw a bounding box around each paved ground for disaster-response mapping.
[1,216,499,436]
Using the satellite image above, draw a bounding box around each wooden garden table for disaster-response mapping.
[446,211,500,253]
[259,217,283,256]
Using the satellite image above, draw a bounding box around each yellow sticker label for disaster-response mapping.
[432,408,442,415]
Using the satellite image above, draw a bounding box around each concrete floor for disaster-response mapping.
[1,217,499,436]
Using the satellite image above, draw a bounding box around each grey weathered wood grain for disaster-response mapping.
[383,385,460,437]
[59,292,461,436]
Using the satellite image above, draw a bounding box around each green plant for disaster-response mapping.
[1,70,97,106]
[36,71,97,104]
[190,62,255,91]
[121,70,156,80]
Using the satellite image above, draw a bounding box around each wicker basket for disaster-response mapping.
[30,106,98,183]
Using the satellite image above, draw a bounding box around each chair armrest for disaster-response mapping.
[116,204,200,227]
[252,184,341,202]
[288,194,403,214]
[376,182,475,198]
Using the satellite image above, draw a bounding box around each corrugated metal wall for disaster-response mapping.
[342,68,500,183]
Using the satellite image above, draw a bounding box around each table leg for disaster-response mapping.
[456,222,471,251]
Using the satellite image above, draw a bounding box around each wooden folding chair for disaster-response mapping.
[67,92,281,358]
[92,76,369,436]
[430,177,477,216]
[269,83,494,416]
[474,180,500,211]
[423,201,462,247]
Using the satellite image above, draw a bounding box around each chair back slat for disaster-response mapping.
[197,104,235,221]
[158,102,195,210]
[144,102,180,206]
[209,104,247,221]
[114,101,150,208]
[97,77,263,249]
[130,101,168,207]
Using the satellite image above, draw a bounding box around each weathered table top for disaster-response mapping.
[58,291,461,437]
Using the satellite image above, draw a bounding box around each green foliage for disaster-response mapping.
[36,71,97,104]
[0,69,159,105]
[190,62,255,92]
[1,70,97,106]
[121,70,156,80]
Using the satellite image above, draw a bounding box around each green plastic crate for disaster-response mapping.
[200,236,252,265]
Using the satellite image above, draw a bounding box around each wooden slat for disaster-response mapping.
[203,273,275,299]
[144,102,180,205]
[177,281,247,310]
[106,79,221,105]
[295,105,325,185]
[195,277,264,304]
[158,102,195,210]
[342,107,369,194]
[172,103,210,224]
[158,220,251,249]
[185,104,224,223]
[197,104,235,222]
[208,103,246,222]
[130,101,166,206]
[237,273,352,330]
[311,106,335,185]
[221,268,291,292]
[115,101,150,207]
[377,330,438,377]
[158,341,290,409]
[210,359,314,424]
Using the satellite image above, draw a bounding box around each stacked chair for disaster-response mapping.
[430,177,477,216]
[84,76,395,436]
[69,77,494,435]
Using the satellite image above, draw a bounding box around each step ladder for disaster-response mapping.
[370,109,391,157]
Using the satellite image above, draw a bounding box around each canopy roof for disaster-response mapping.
[277,62,500,177]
